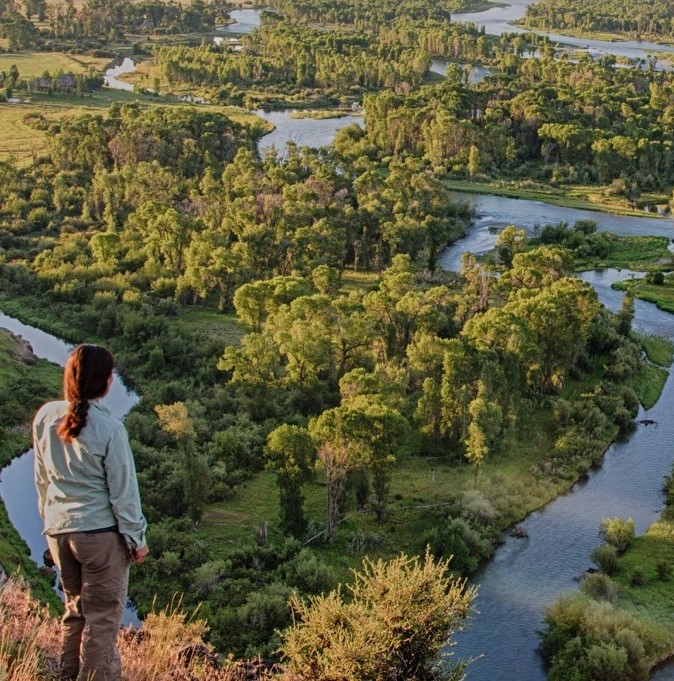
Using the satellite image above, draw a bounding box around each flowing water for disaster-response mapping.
[438,192,673,271]
[103,57,136,92]
[254,109,364,157]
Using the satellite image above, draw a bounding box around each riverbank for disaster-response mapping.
[614,274,674,315]
[444,179,671,218]
[0,328,61,611]
[514,21,674,48]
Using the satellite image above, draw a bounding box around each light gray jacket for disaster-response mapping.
[33,400,147,550]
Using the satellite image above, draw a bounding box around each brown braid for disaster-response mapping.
[56,345,114,443]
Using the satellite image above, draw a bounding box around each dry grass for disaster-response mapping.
[0,52,110,79]
[0,575,60,680]
[0,576,275,680]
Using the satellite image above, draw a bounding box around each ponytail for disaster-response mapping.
[57,344,114,443]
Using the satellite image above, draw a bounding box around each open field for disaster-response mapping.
[0,51,110,78]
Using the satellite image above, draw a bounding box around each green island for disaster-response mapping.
[2,0,674,678]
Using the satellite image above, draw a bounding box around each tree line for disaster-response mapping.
[269,0,483,30]
[522,0,674,40]
[361,51,674,194]
[0,0,228,51]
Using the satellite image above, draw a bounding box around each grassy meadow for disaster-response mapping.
[0,51,110,79]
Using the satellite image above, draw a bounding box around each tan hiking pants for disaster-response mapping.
[47,530,130,681]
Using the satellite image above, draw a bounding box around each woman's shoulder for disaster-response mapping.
[34,400,68,424]
[87,402,126,435]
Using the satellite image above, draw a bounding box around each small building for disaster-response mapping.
[56,74,76,90]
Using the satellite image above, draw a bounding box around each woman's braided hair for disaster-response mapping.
[56,344,114,443]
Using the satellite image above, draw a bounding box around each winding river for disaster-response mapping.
[440,225,674,680]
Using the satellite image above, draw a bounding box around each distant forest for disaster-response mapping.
[523,0,674,39]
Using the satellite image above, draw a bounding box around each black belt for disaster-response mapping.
[83,525,118,535]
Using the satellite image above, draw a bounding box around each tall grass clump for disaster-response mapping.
[0,575,273,680]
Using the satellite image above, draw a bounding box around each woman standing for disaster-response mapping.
[33,344,148,681]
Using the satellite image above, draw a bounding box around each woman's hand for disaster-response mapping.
[131,545,149,564]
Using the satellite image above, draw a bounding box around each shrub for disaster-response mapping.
[599,517,635,554]
[279,552,475,681]
[591,544,619,576]
[541,594,658,681]
[423,517,491,575]
[629,567,647,587]
[656,560,671,581]
[581,573,618,604]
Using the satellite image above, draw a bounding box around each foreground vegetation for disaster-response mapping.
[0,550,475,680]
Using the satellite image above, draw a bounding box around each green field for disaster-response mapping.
[0,51,110,79]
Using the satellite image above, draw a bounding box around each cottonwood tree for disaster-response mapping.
[266,424,316,537]
[155,402,208,523]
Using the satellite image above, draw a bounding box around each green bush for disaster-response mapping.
[541,594,657,681]
[629,566,647,587]
[656,560,671,581]
[581,573,618,604]
[599,517,635,554]
[592,544,619,576]
[647,271,665,285]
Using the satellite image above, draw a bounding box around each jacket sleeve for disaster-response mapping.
[104,422,147,551]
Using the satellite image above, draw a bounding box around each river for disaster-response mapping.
[0,312,140,625]
[438,192,674,271]
[103,57,136,92]
[452,0,674,66]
